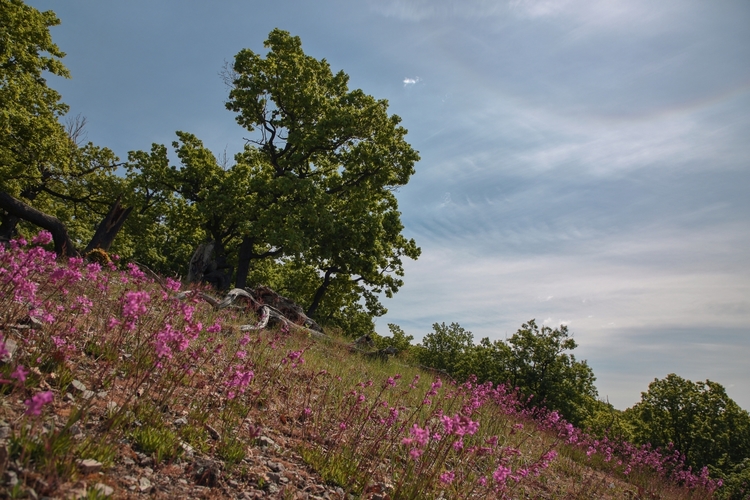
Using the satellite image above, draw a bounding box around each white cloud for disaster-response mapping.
[403,76,422,87]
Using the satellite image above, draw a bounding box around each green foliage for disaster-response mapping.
[123,29,421,333]
[129,425,182,464]
[217,436,246,466]
[415,319,598,425]
[582,399,635,443]
[503,320,598,426]
[624,374,750,474]
[417,322,474,375]
[374,323,415,355]
[0,0,69,196]
[715,459,750,500]
[299,446,362,492]
[1,1,122,249]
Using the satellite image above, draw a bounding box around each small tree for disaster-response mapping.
[417,322,474,375]
[625,373,750,473]
[504,320,598,425]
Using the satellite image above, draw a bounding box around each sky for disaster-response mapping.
[28,0,750,410]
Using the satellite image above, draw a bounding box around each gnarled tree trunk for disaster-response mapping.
[0,191,79,257]
[84,196,133,253]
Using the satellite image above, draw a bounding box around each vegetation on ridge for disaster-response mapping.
[1,0,749,497]
[0,236,726,498]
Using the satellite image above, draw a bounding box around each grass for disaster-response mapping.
[0,234,722,498]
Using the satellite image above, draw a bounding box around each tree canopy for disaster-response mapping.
[119,29,420,335]
[415,319,598,425]
[0,0,122,254]
[625,374,750,474]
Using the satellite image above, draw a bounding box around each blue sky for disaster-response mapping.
[29,0,750,410]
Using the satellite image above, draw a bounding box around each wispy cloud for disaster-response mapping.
[403,76,422,87]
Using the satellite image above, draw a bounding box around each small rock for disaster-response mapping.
[5,470,18,487]
[268,461,284,472]
[0,338,17,362]
[205,423,221,440]
[0,425,10,439]
[268,472,281,483]
[70,379,87,393]
[258,436,276,448]
[139,455,153,467]
[122,457,135,466]
[65,392,76,403]
[94,483,114,496]
[138,476,152,492]
[77,458,103,474]
[174,417,188,427]
[96,391,109,399]
[179,440,194,459]
[26,487,39,500]
[106,401,119,413]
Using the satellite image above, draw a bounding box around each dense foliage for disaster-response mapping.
[0,0,122,254]
[1,0,419,337]
[414,320,598,426]
[623,374,750,498]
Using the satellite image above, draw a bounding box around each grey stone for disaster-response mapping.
[268,461,284,472]
[179,440,194,459]
[77,458,103,474]
[94,483,114,496]
[138,476,152,492]
[0,338,17,362]
[70,379,87,393]
[257,436,276,448]
[5,470,18,486]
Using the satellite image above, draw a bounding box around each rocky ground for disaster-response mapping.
[1,406,387,500]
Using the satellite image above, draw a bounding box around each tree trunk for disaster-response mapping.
[0,191,79,257]
[0,212,21,245]
[235,236,254,290]
[84,196,133,253]
[187,240,232,290]
[306,267,335,319]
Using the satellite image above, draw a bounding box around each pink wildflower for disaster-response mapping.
[24,391,54,416]
[493,465,511,484]
[11,364,28,383]
[439,471,455,484]
[31,231,53,245]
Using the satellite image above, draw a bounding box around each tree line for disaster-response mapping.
[379,320,750,498]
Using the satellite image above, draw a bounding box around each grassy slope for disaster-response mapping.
[0,241,719,499]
